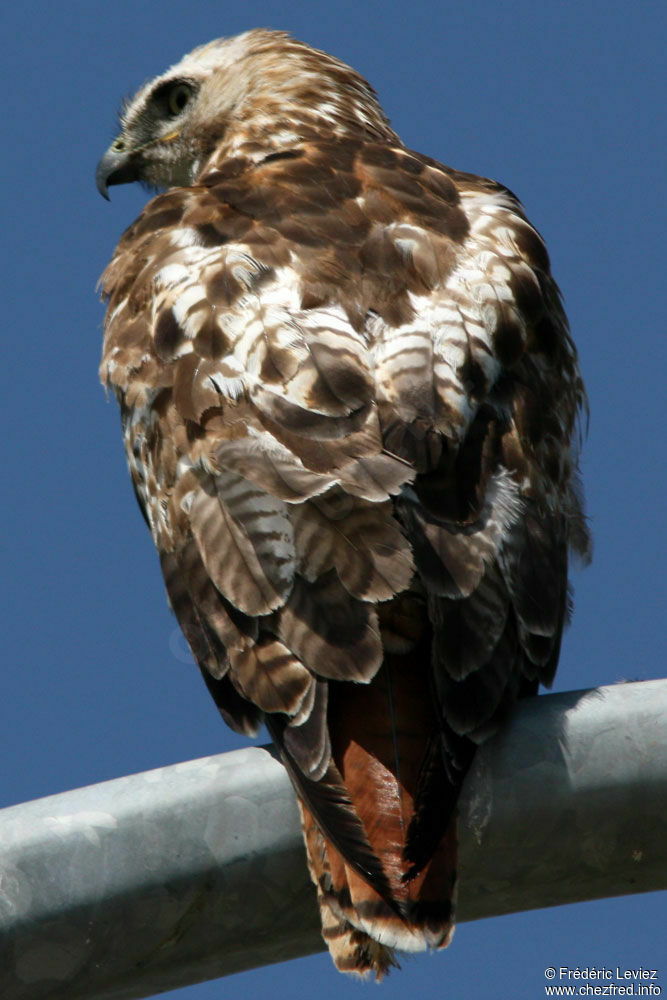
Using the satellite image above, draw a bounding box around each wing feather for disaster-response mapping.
[293,491,415,601]
[189,470,295,616]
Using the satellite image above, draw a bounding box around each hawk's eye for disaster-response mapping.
[166,83,193,117]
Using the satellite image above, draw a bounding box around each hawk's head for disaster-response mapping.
[96,29,395,198]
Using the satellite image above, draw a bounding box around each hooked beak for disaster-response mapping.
[95,143,142,200]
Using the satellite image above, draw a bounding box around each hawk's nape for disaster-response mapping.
[97,29,589,978]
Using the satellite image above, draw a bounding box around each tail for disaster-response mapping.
[298,800,457,978]
[283,647,465,978]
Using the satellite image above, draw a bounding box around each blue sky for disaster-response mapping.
[2,1,665,997]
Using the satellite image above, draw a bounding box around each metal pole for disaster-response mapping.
[1,680,666,999]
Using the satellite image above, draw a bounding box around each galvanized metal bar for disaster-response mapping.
[1,679,666,999]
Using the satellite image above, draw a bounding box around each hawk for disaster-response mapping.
[96,30,589,978]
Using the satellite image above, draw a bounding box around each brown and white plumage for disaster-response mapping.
[97,29,589,977]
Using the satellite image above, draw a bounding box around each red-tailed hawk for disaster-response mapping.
[96,29,589,978]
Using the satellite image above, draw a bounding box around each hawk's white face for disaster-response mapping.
[96,29,392,197]
[96,35,254,195]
